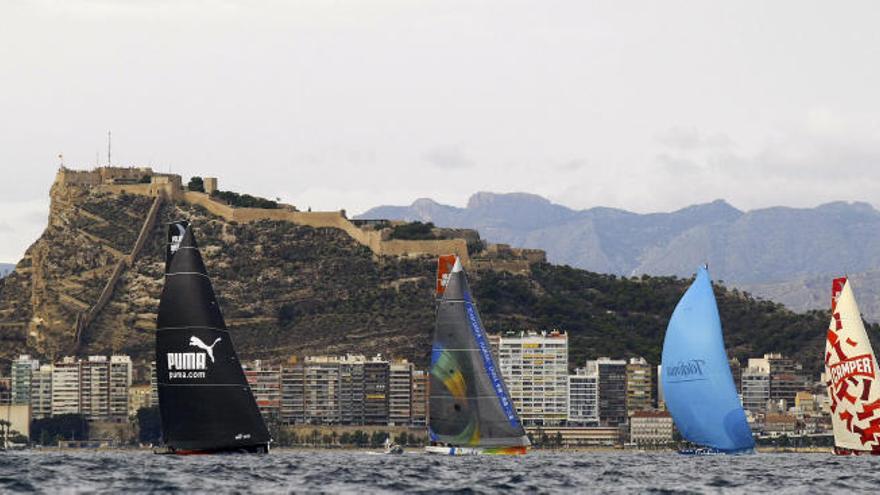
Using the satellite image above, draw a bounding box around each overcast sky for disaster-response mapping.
[3,0,880,262]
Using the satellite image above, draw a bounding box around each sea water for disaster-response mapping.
[0,450,875,493]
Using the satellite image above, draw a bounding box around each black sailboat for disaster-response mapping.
[426,256,530,455]
[155,221,270,454]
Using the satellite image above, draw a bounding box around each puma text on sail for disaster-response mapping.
[166,336,221,379]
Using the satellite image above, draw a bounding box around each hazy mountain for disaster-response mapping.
[360,194,880,319]
[0,263,13,278]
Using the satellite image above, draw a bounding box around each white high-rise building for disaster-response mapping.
[742,360,771,414]
[45,355,132,421]
[109,355,133,422]
[388,361,413,426]
[81,356,110,421]
[497,330,569,426]
[243,360,283,421]
[411,369,429,427]
[31,364,54,419]
[568,366,599,425]
[10,355,39,405]
[303,356,343,424]
[626,357,653,413]
[52,357,81,416]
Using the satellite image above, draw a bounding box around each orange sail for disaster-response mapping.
[436,255,458,297]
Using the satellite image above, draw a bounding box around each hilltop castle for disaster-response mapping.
[50,165,545,270]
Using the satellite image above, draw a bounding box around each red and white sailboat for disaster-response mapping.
[825,277,880,455]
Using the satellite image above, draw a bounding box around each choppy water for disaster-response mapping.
[0,449,877,493]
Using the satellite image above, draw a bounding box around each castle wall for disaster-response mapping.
[75,195,163,348]
[57,168,476,268]
[57,169,102,187]
[183,191,235,218]
[97,166,152,183]
[379,239,469,261]
[183,191,471,264]
[471,259,532,274]
[100,184,154,197]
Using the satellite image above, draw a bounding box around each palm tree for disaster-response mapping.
[0,419,10,449]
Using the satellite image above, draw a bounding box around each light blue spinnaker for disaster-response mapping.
[661,266,754,453]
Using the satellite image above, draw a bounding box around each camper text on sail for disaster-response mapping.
[830,354,875,386]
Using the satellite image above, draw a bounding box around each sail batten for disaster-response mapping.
[660,266,754,453]
[429,257,529,448]
[156,221,269,453]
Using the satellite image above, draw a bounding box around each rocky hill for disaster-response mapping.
[1,176,871,376]
[360,193,880,320]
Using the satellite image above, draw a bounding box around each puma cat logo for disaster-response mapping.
[189,336,221,363]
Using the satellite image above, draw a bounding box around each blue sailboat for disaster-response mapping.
[660,266,755,455]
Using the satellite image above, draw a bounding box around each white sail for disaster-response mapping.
[825,277,880,453]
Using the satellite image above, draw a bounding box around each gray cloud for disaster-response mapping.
[423,145,475,170]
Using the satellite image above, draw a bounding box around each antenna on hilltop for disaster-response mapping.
[107,130,112,166]
[58,153,64,169]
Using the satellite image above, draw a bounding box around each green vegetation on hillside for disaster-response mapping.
[187,176,205,192]
[389,221,435,240]
[470,264,872,375]
[211,189,278,209]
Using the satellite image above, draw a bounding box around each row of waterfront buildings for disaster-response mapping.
[0,331,830,445]
[1,355,132,422]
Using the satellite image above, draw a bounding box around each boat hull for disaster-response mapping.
[424,445,527,456]
[155,443,270,455]
[834,446,880,456]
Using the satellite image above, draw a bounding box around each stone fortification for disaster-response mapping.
[53,166,555,269]
[52,167,182,204]
[182,191,471,264]
[55,167,471,262]
[72,195,162,350]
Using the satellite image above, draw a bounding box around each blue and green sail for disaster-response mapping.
[429,258,529,448]
[661,266,754,453]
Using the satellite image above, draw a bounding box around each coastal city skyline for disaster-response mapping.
[0,330,831,449]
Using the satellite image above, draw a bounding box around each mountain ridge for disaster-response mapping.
[359,193,880,319]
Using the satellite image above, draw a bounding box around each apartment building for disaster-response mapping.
[497,330,569,426]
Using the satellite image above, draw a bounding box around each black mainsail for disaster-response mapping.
[156,221,269,454]
[428,257,529,452]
